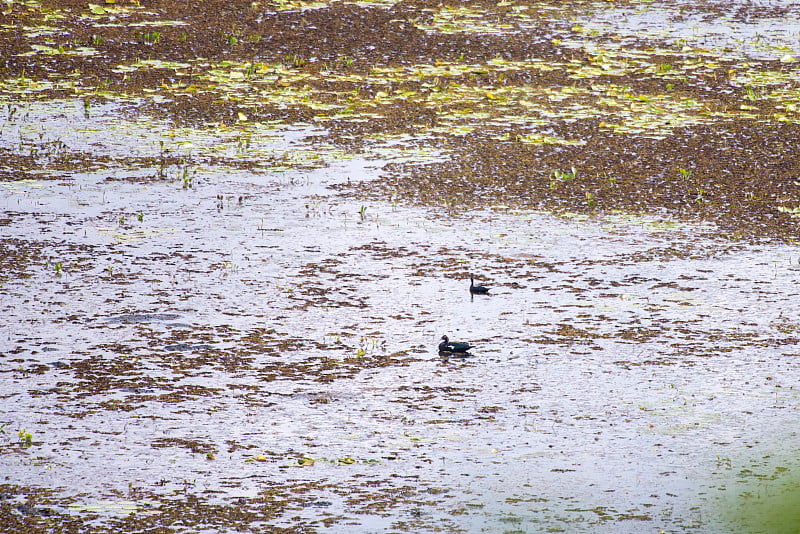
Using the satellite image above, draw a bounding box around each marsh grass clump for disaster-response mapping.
[141,31,161,45]
[45,259,65,276]
[18,428,33,447]
[743,86,763,101]
[284,54,307,69]
[550,167,577,189]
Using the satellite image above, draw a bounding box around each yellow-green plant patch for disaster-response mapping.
[126,20,189,27]
[258,0,328,12]
[342,0,400,6]
[111,59,192,74]
[20,44,97,57]
[413,4,546,35]
[82,2,145,18]
[730,68,800,89]
[19,24,61,38]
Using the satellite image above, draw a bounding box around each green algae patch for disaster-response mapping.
[414,6,518,35]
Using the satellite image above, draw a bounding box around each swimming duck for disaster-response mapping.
[469,276,490,294]
[438,335,473,354]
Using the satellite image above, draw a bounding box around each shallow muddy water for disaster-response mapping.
[4,116,800,532]
[3,0,800,532]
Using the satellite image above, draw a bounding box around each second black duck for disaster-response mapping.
[438,335,473,354]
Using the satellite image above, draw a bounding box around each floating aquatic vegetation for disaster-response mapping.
[17,24,62,39]
[82,2,145,19]
[364,142,443,164]
[1,75,58,94]
[126,20,189,27]
[255,0,329,13]
[414,6,517,35]
[729,67,800,89]
[18,44,98,57]
[776,206,800,218]
[110,59,193,74]
[5,4,800,534]
[493,131,584,146]
[259,0,402,10]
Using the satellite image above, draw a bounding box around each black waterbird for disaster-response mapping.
[438,335,473,354]
[469,276,490,295]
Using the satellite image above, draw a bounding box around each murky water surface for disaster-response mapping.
[4,107,800,532]
[3,1,800,533]
[578,0,800,60]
